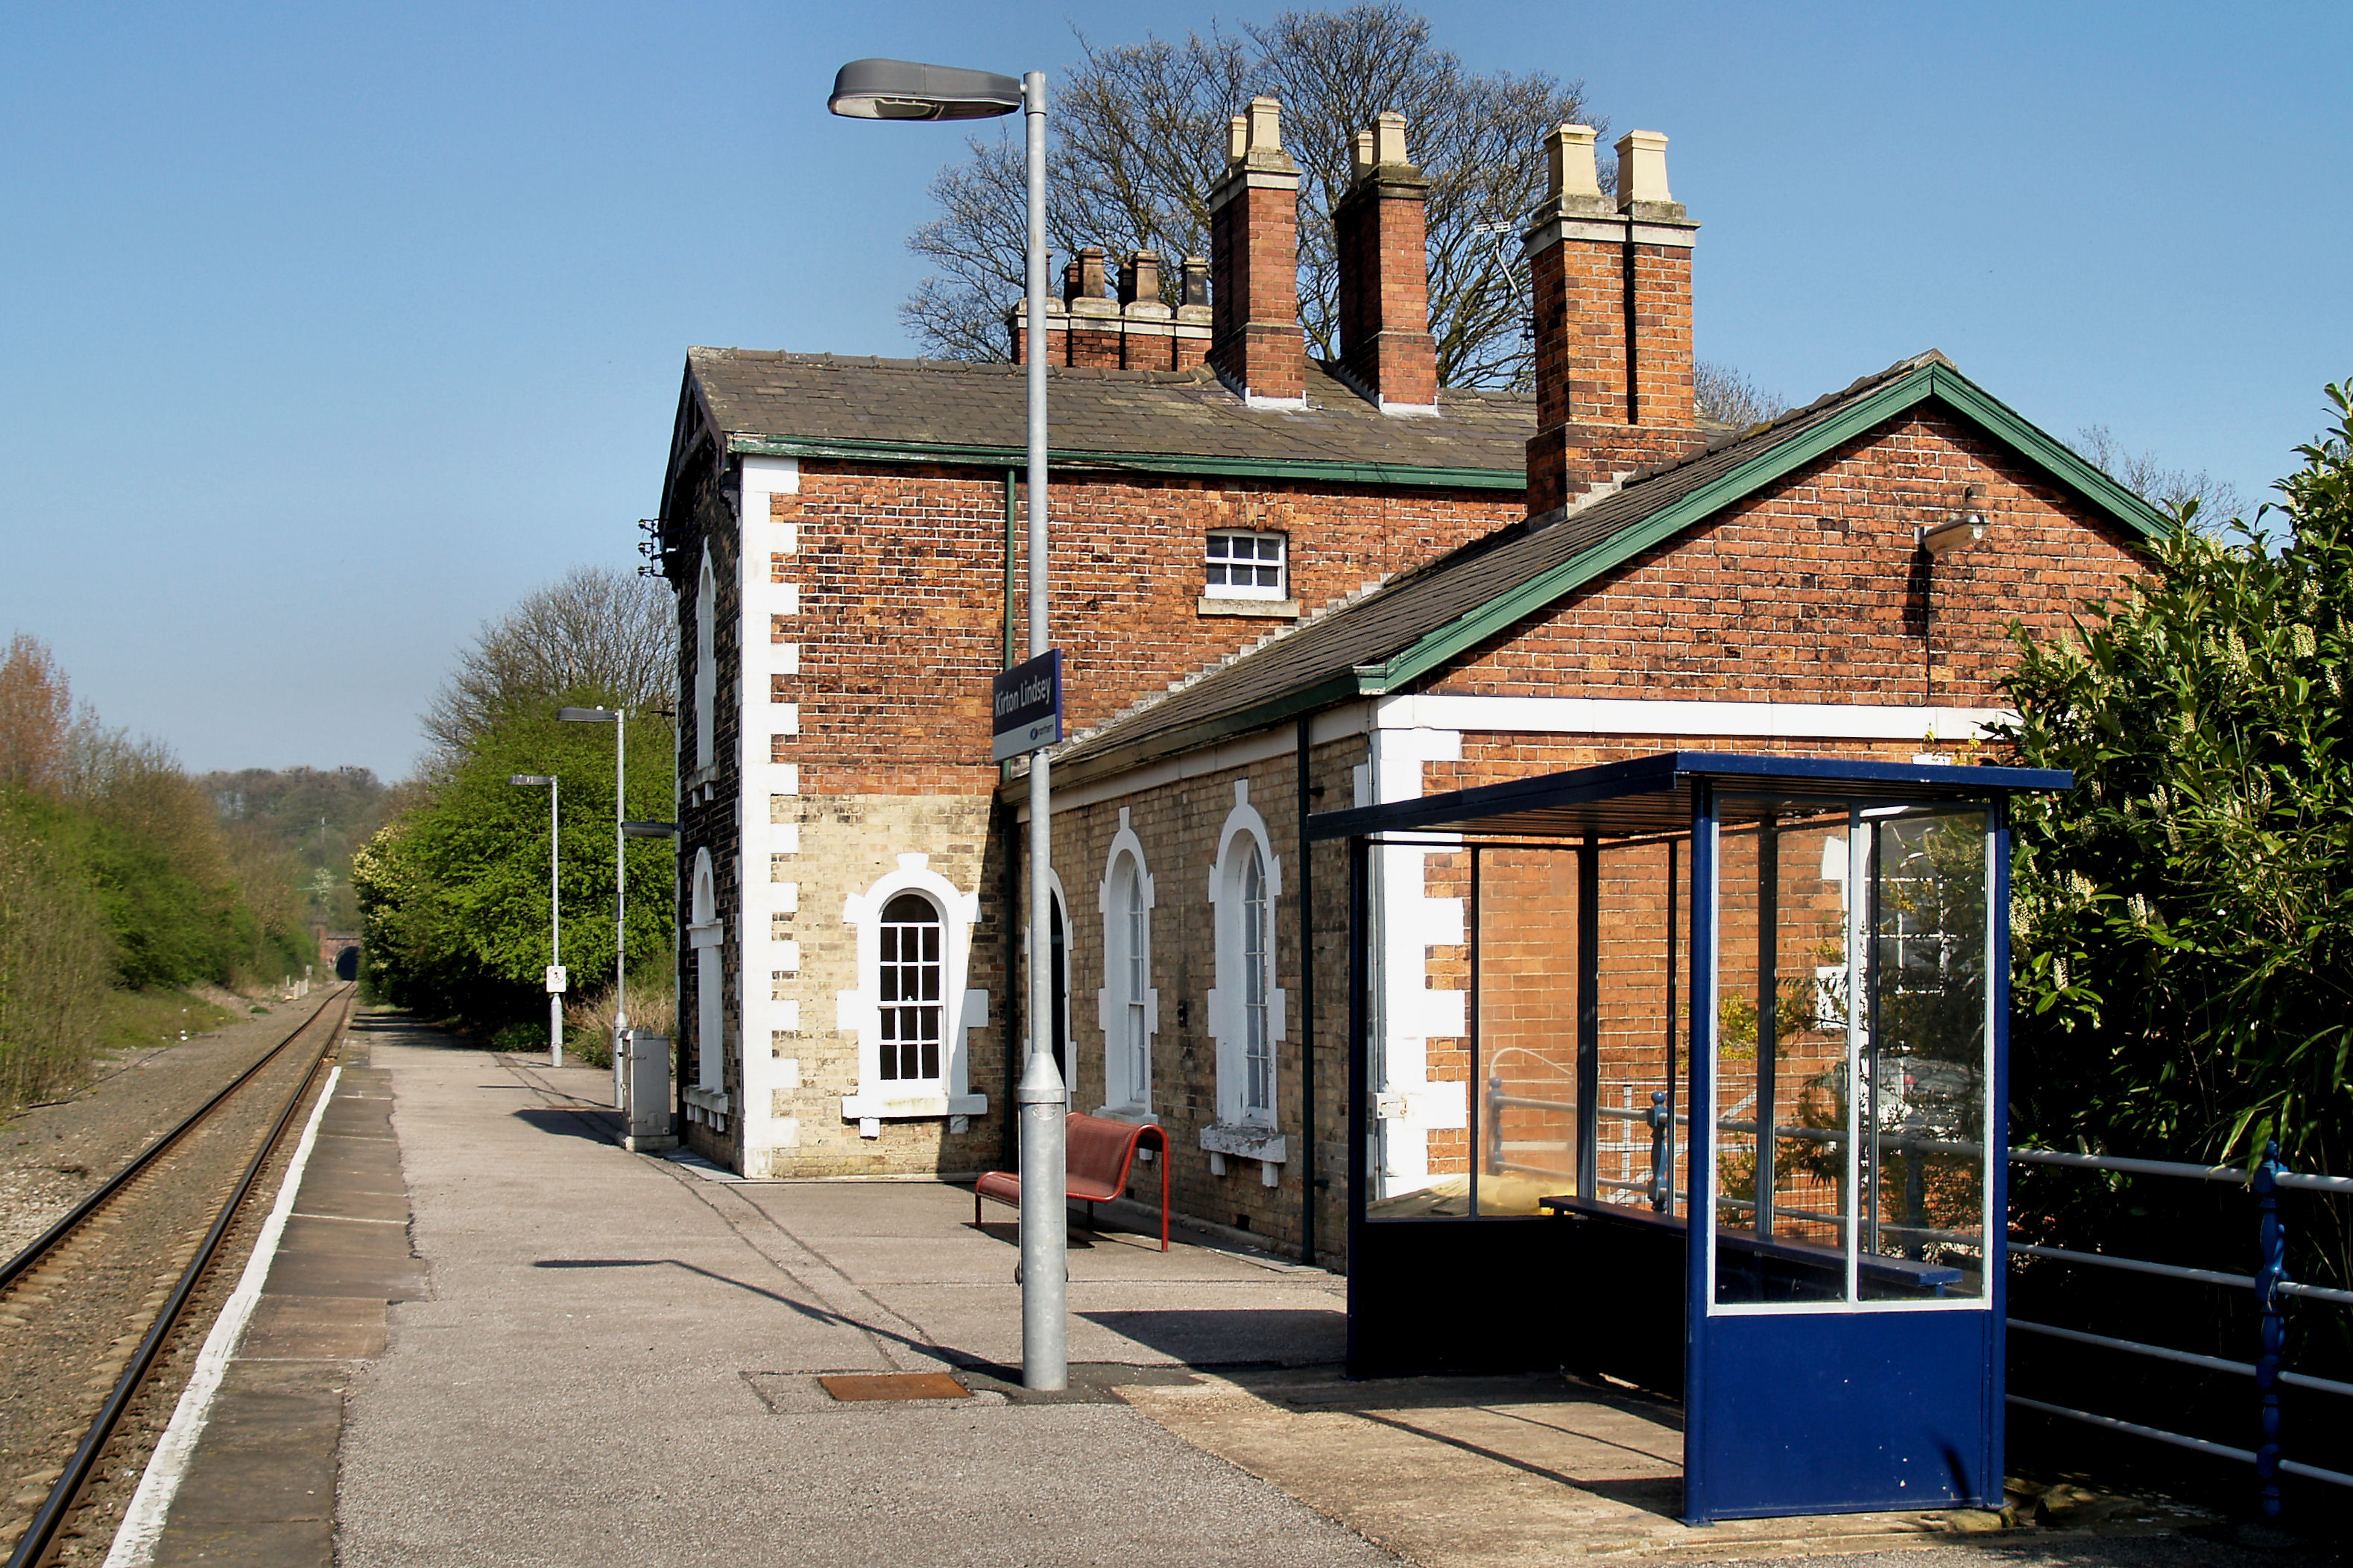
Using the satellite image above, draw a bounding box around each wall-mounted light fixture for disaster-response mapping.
[1917,485,1990,557]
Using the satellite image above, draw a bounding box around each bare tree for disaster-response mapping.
[0,635,80,795]
[422,566,675,762]
[1693,361,1790,431]
[902,4,1598,388]
[2075,425,2246,523]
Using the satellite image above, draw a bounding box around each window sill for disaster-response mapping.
[840,1090,989,1121]
[1199,1122,1287,1163]
[1196,597,1298,619]
[1092,1103,1159,1126]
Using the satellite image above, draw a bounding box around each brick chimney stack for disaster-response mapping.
[1523,124,1702,518]
[1207,97,1307,407]
[1333,111,1438,413]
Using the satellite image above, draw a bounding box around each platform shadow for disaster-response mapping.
[1078,1306,1344,1367]
[509,1106,621,1144]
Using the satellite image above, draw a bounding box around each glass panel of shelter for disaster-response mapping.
[1363,835,1695,1223]
[1708,798,1994,1311]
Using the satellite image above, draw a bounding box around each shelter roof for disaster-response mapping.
[1307,751,2074,843]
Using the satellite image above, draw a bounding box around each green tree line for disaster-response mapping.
[352,566,678,1046]
[0,636,317,1109]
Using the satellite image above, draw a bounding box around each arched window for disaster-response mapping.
[690,850,723,1093]
[1240,843,1272,1117]
[1207,779,1285,1139]
[694,549,716,772]
[1118,862,1149,1099]
[878,892,943,1082]
[1096,809,1157,1119]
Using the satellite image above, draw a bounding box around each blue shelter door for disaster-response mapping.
[1682,788,2009,1522]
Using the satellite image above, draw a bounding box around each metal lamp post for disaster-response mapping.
[508,773,563,1065]
[830,56,1068,1393]
[558,705,628,1106]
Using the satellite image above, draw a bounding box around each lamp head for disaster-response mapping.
[622,820,678,839]
[557,706,620,723]
[508,774,555,787]
[1916,485,1991,558]
[828,58,1022,121]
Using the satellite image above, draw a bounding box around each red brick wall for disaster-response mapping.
[762,464,1520,795]
[1447,409,2148,705]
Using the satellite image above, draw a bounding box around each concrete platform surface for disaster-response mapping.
[140,1014,2310,1568]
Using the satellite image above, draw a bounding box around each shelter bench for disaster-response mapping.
[975,1113,1169,1251]
[1539,1194,1964,1295]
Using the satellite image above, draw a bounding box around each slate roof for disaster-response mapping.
[686,348,1532,479]
[1043,350,2166,785]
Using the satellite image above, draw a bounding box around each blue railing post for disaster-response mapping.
[2255,1140,2286,1521]
[1648,1090,1668,1209]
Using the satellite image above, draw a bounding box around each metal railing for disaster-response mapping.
[1483,1075,2350,1517]
[2003,1140,2353,1520]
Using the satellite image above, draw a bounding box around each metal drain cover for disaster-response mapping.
[818,1371,970,1402]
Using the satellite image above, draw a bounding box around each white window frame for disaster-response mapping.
[689,850,724,1095]
[838,854,988,1125]
[1203,529,1287,601]
[1207,780,1286,1131]
[693,547,717,773]
[1095,808,1158,1120]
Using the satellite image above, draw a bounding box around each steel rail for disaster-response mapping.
[0,988,347,1294]
[4,984,350,1568]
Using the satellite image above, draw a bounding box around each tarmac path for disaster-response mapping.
[332,1016,1393,1568]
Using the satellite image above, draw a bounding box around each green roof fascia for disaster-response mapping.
[725,431,1521,491]
[1356,360,2168,696]
[1024,669,1365,796]
[1915,362,2170,543]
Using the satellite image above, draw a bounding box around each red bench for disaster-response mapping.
[973,1113,1169,1251]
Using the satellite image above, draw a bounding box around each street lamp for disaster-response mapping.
[558,705,628,1107]
[830,56,1069,1394]
[508,774,563,1066]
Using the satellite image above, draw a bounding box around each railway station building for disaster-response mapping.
[645,104,2158,1267]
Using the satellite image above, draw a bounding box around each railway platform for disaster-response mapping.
[117,1013,2275,1568]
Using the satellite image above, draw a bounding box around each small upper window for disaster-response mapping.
[1204,531,1286,600]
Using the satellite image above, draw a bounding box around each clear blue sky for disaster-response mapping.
[2,2,2344,783]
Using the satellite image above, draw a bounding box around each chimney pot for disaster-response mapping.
[1228,114,1248,165]
[1245,96,1282,154]
[1064,245,1108,302]
[1180,256,1209,307]
[1547,124,1602,200]
[1371,110,1409,168]
[1615,130,1673,209]
[1120,250,1160,306]
[1352,128,1375,181]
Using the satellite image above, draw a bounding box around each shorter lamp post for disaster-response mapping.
[558,706,628,1104]
[508,773,563,1066]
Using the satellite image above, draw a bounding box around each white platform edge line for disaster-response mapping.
[104,1063,346,1568]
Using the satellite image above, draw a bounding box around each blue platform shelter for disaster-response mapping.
[1307,752,2071,1523]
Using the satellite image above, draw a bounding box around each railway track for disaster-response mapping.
[0,984,353,1567]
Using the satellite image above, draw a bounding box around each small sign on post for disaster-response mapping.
[545,965,568,994]
[991,650,1062,762]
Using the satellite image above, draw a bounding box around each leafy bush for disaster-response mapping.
[2003,382,2353,1182]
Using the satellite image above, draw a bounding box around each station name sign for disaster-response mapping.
[991,650,1062,762]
